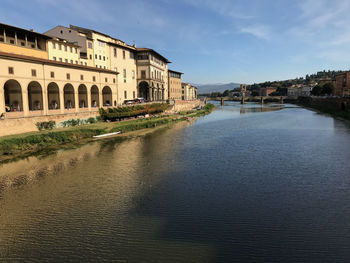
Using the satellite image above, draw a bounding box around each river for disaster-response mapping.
[1,102,350,262]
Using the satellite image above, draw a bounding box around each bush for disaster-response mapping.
[36,121,56,131]
[87,117,97,124]
[99,103,170,121]
[61,119,85,127]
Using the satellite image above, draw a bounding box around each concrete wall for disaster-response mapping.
[167,99,202,113]
[298,96,350,111]
[0,111,99,136]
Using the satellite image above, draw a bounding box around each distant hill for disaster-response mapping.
[193,83,241,94]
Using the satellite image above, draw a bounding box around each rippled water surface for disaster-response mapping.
[1,102,350,262]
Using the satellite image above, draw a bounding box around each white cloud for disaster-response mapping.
[240,25,271,40]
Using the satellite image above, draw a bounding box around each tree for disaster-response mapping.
[311,85,322,96]
[223,90,230,97]
[321,82,334,95]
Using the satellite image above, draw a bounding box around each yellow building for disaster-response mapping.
[47,38,81,65]
[109,40,137,104]
[136,48,170,101]
[181,83,197,100]
[0,23,49,59]
[168,70,183,100]
[45,25,138,104]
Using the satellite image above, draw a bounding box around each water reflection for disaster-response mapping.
[1,103,350,262]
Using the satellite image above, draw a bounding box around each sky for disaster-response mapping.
[1,0,350,84]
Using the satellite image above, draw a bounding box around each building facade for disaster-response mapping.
[260,87,277,96]
[335,72,350,97]
[168,70,183,100]
[1,23,49,60]
[0,51,118,119]
[136,48,169,101]
[47,38,81,65]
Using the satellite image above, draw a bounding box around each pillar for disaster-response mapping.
[22,86,29,117]
[280,96,284,104]
[260,97,264,104]
[149,87,152,101]
[241,96,245,105]
[87,86,92,111]
[74,87,79,113]
[59,85,65,113]
[221,97,224,106]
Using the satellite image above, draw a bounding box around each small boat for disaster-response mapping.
[93,131,121,138]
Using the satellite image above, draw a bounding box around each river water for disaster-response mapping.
[1,102,350,262]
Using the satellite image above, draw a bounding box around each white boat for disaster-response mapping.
[93,131,121,138]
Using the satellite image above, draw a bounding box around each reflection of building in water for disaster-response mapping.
[239,105,284,115]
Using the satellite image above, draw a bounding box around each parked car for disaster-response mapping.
[134,98,145,103]
[124,100,135,105]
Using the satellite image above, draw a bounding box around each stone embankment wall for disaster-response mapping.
[166,100,203,113]
[0,111,99,137]
[298,97,350,111]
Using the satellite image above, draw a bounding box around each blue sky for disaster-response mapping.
[1,0,350,84]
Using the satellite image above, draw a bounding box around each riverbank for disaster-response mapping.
[296,97,350,121]
[0,103,214,163]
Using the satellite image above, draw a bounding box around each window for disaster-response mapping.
[70,60,73,64]
[10,39,14,44]
[59,58,62,62]
[64,46,67,52]
[123,50,126,59]
[133,91,136,98]
[31,69,36,77]
[114,48,117,57]
[98,41,105,47]
[113,78,116,83]
[65,59,68,63]
[53,56,57,61]
[99,55,101,60]
[93,76,96,82]
[80,75,84,80]
[124,79,126,83]
[95,54,97,59]
[85,62,87,66]
[66,73,70,80]
[90,55,92,59]
[75,48,77,54]
[105,77,108,83]
[75,60,78,64]
[130,52,134,59]
[141,70,146,79]
[88,42,93,49]
[70,47,73,52]
[8,67,14,74]
[31,44,35,48]
[103,56,105,61]
[50,72,54,78]
[123,69,126,78]
[132,70,135,79]
[52,42,56,49]
[58,44,62,50]
[124,91,127,99]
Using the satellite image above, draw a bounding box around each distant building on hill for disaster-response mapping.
[260,87,277,96]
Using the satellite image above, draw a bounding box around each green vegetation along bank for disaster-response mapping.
[0,103,214,162]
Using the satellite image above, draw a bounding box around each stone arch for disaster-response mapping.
[91,85,99,108]
[28,81,43,111]
[64,83,75,109]
[4,79,23,112]
[78,84,88,108]
[102,86,112,106]
[138,81,149,100]
[48,82,60,110]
